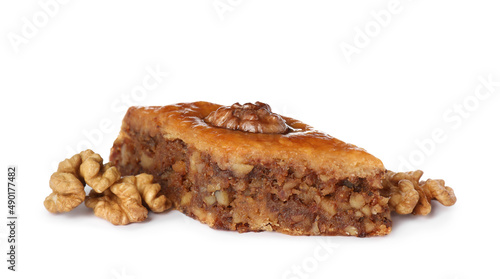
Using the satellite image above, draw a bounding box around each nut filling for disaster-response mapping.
[112,133,392,236]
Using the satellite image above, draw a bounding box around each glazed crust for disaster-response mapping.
[110,102,391,236]
[118,102,384,179]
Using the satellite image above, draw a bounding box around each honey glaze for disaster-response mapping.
[124,102,384,176]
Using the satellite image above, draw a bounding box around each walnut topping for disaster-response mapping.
[383,170,457,215]
[205,102,288,134]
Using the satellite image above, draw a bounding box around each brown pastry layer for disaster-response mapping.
[110,102,391,236]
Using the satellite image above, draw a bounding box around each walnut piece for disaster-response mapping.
[45,172,86,213]
[205,102,288,134]
[79,150,121,193]
[129,173,172,213]
[44,150,120,213]
[85,173,172,225]
[383,171,420,215]
[85,179,148,225]
[415,178,457,215]
[383,170,457,215]
[45,150,171,225]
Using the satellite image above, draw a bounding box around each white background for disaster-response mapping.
[1,1,499,279]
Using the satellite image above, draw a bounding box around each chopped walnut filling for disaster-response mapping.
[205,102,288,134]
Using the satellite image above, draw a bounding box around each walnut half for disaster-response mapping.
[205,102,288,134]
[383,170,457,215]
[85,174,172,225]
[45,150,171,225]
[44,150,120,213]
[85,179,149,225]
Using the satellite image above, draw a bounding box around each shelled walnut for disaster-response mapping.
[44,150,120,213]
[79,150,121,193]
[127,174,171,213]
[44,150,171,225]
[85,178,149,225]
[383,170,457,215]
[45,172,86,213]
[205,102,288,134]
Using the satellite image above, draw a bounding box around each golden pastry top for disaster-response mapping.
[119,101,385,178]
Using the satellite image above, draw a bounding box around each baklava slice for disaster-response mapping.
[110,101,392,236]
